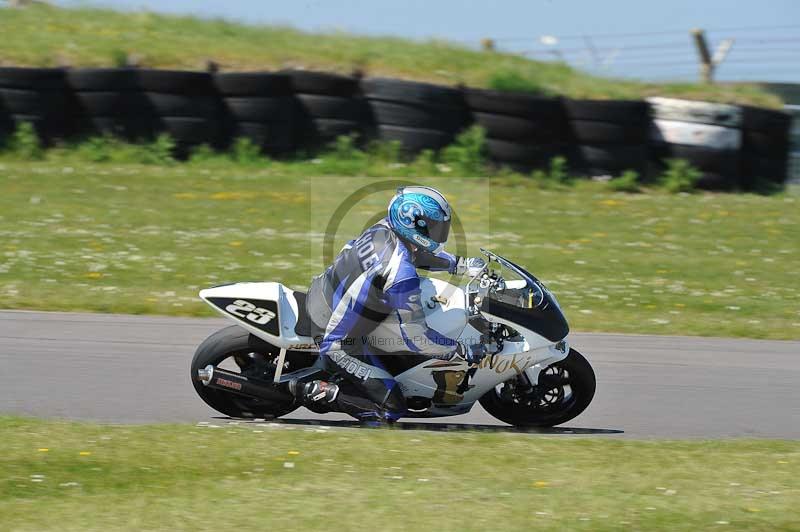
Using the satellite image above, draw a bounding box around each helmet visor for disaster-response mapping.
[425,217,450,246]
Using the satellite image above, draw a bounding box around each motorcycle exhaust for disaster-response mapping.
[197,365,293,403]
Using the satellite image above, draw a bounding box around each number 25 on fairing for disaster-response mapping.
[225,299,276,325]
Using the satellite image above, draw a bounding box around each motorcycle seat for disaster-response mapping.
[292,290,321,338]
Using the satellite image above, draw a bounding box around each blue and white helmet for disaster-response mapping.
[387,186,451,254]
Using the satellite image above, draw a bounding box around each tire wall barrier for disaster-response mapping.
[0,67,794,187]
[0,67,72,143]
[466,88,569,170]
[284,69,367,152]
[567,99,650,177]
[789,107,800,182]
[647,97,744,189]
[68,68,148,141]
[215,72,295,154]
[365,78,469,154]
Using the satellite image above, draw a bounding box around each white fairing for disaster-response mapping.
[393,280,568,415]
[419,278,469,339]
[368,278,470,351]
[199,282,319,350]
[200,277,570,416]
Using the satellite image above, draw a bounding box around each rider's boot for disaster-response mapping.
[289,379,339,405]
[289,376,402,426]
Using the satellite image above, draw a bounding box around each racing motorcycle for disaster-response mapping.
[191,249,596,427]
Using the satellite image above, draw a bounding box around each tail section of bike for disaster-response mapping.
[199,282,319,351]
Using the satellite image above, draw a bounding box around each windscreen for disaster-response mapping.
[479,251,569,342]
[484,253,546,309]
[486,277,545,310]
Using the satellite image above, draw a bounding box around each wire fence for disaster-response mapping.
[481,24,800,83]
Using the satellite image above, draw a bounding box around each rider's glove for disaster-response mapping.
[456,342,487,365]
[453,256,486,277]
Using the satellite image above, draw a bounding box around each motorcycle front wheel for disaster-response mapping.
[478,348,596,427]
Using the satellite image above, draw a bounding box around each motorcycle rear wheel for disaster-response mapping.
[190,325,305,419]
[478,348,596,427]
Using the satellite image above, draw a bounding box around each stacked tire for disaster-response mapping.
[0,67,72,144]
[465,88,569,170]
[215,72,295,155]
[739,106,792,188]
[136,69,221,157]
[791,109,800,183]
[566,99,650,177]
[67,68,151,141]
[364,78,470,153]
[284,70,367,151]
[647,97,742,189]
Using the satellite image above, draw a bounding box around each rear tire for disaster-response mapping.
[190,325,302,419]
[479,349,595,427]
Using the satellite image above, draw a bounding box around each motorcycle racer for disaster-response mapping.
[292,185,486,423]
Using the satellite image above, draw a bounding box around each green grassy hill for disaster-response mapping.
[0,4,782,107]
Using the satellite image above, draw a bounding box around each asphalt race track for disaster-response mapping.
[1,310,798,438]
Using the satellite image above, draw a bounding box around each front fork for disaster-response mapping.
[521,338,570,387]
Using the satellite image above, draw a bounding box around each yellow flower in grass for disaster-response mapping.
[86,272,102,279]
[211,191,258,201]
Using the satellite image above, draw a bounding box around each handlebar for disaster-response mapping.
[464,252,504,316]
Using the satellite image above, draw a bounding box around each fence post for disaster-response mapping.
[691,28,713,84]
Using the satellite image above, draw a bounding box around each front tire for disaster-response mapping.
[479,349,596,427]
[191,325,305,419]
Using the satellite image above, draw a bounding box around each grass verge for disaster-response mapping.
[1,133,800,340]
[1,149,799,339]
[0,4,782,107]
[1,416,798,531]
